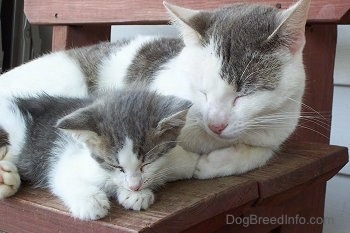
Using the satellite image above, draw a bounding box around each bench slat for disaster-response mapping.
[24,0,350,25]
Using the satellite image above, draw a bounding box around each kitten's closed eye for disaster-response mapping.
[108,163,125,173]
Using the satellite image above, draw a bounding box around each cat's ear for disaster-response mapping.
[56,107,101,146]
[156,100,192,137]
[163,1,205,46]
[267,0,310,54]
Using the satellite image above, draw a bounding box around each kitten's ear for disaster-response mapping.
[56,107,101,145]
[267,0,311,53]
[156,100,192,136]
[163,1,205,46]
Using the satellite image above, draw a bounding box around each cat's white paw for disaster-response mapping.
[0,160,21,199]
[117,188,155,211]
[193,147,237,179]
[68,189,110,220]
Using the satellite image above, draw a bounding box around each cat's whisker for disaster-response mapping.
[287,97,328,121]
[244,122,329,139]
[251,113,330,130]
[144,140,183,157]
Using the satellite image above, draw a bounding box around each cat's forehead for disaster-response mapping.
[209,4,278,46]
[195,5,283,92]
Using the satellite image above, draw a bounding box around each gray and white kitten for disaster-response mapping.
[0,0,310,179]
[0,90,198,220]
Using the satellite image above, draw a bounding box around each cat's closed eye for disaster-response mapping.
[140,163,151,172]
[233,94,247,106]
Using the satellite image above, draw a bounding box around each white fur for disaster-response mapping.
[97,36,158,90]
[0,1,308,184]
[47,135,198,219]
[115,138,144,191]
[0,99,24,199]
[49,140,110,220]
[0,52,88,98]
[194,145,273,179]
[0,98,27,162]
[117,188,154,211]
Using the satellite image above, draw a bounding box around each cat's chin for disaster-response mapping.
[205,129,238,143]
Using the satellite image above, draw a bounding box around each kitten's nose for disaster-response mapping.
[129,184,141,191]
[208,123,228,135]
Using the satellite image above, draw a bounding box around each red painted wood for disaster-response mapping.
[0,143,347,232]
[52,25,111,51]
[24,0,350,25]
[289,24,337,143]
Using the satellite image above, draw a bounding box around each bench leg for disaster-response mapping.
[52,25,111,51]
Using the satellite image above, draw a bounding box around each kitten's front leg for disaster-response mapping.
[117,187,155,211]
[51,180,110,220]
[50,158,110,220]
[193,144,274,179]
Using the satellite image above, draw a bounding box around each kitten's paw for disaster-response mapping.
[0,160,21,199]
[69,190,110,220]
[117,188,155,211]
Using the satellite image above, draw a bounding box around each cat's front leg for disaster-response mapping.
[117,187,155,211]
[193,144,274,179]
[0,160,21,199]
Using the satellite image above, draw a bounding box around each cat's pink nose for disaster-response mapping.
[208,123,228,135]
[129,184,141,191]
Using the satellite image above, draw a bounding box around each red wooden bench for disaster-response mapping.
[0,1,349,232]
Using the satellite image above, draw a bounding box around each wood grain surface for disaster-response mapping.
[0,143,347,232]
[24,0,350,25]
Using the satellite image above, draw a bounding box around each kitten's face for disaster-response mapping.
[93,137,172,191]
[57,90,191,191]
[166,1,308,144]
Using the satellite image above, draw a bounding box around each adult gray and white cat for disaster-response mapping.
[0,0,310,179]
[0,89,198,220]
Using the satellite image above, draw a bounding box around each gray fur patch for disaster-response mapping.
[67,40,129,90]
[126,38,184,85]
[0,127,9,147]
[188,4,288,94]
[76,89,191,164]
[15,96,91,187]
[13,89,191,187]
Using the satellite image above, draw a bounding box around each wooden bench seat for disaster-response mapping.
[0,0,349,232]
[0,143,347,232]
